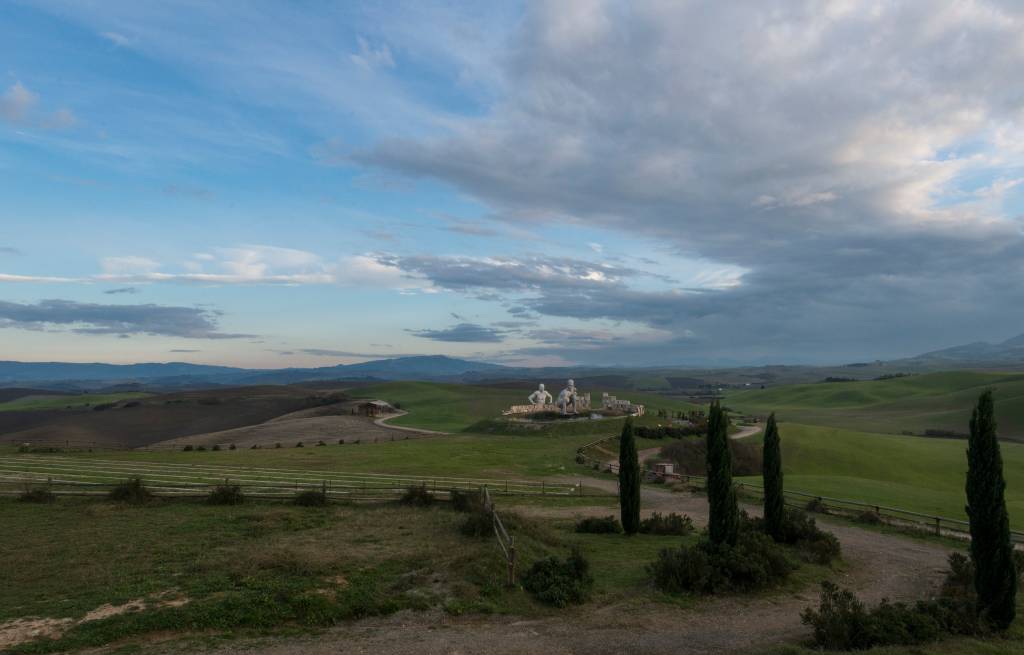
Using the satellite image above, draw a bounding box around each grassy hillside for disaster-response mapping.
[733,423,1024,527]
[355,381,700,434]
[0,392,150,412]
[727,371,1024,438]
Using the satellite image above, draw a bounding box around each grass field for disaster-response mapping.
[0,392,150,413]
[354,381,700,434]
[727,371,1024,438]
[730,423,1024,527]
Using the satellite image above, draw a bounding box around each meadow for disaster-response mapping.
[727,371,1024,438]
[0,392,150,413]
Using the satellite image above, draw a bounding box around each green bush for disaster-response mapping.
[295,441,304,448]
[400,485,435,507]
[648,530,795,594]
[196,445,207,452]
[748,509,841,564]
[18,487,56,503]
[229,443,237,450]
[212,444,221,451]
[459,508,493,538]
[108,477,153,504]
[855,510,882,525]
[575,516,622,534]
[293,489,328,507]
[207,483,244,505]
[639,512,693,536]
[800,581,981,650]
[450,489,485,513]
[182,444,194,452]
[522,548,594,607]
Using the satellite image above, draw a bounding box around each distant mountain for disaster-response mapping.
[0,356,508,389]
[909,333,1024,365]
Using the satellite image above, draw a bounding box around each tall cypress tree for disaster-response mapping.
[762,413,785,542]
[706,400,739,546]
[618,417,641,535]
[966,390,1017,629]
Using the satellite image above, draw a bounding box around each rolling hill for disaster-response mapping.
[727,370,1024,438]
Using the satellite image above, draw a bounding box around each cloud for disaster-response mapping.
[410,322,506,343]
[0,81,76,129]
[0,247,23,256]
[103,287,140,295]
[169,348,200,353]
[0,299,253,339]
[354,1,1024,361]
[350,36,395,70]
[297,348,412,358]
[100,31,132,47]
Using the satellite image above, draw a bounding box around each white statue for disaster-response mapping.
[557,379,579,415]
[528,383,553,406]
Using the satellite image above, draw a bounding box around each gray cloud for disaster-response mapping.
[0,247,22,256]
[169,349,201,353]
[103,287,139,295]
[358,1,1024,362]
[410,322,506,343]
[0,299,253,339]
[297,348,415,358]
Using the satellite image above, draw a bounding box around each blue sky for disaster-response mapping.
[2,1,1023,368]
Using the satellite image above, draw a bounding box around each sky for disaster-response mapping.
[1,0,1023,369]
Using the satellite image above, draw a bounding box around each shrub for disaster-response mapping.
[18,487,56,503]
[856,510,882,525]
[229,443,237,450]
[182,445,194,452]
[450,489,485,513]
[522,548,593,607]
[639,512,694,536]
[212,444,221,452]
[250,444,261,449]
[275,442,282,449]
[648,530,795,594]
[196,445,207,452]
[295,441,304,448]
[805,497,827,513]
[575,515,622,534]
[293,489,328,506]
[338,439,345,445]
[316,440,326,447]
[400,484,435,507]
[747,509,840,564]
[207,483,244,505]
[801,581,981,650]
[108,477,153,504]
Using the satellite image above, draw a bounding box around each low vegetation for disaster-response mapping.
[399,484,435,507]
[638,512,693,536]
[575,515,622,534]
[17,487,55,504]
[521,548,593,607]
[207,483,244,505]
[292,489,328,507]
[107,477,152,504]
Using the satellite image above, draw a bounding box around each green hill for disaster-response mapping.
[353,381,699,433]
[734,422,1024,528]
[727,371,1024,438]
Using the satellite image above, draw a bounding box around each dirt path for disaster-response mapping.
[178,480,950,655]
[373,410,449,435]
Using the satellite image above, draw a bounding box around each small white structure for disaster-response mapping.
[653,462,674,476]
[601,393,646,417]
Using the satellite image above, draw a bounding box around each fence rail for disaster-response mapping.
[576,434,1024,544]
[482,486,516,586]
[0,454,587,498]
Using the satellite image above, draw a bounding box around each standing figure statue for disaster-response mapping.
[528,383,553,406]
[557,379,579,415]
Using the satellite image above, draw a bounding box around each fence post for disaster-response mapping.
[934,517,941,536]
[541,480,545,495]
[507,535,517,587]
[578,480,583,497]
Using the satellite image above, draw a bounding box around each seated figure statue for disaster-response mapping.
[557,379,579,415]
[528,383,553,406]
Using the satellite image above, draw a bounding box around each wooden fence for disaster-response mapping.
[482,486,517,585]
[576,435,1024,544]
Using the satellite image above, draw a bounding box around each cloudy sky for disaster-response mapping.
[2,1,1023,368]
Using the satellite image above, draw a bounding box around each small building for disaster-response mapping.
[358,400,394,417]
[653,462,674,476]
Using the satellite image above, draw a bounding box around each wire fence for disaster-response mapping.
[576,435,1024,544]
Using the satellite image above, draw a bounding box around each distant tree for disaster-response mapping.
[618,418,641,535]
[966,390,1017,629]
[762,413,784,542]
[706,400,739,546]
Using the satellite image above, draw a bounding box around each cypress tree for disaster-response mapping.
[618,417,641,535]
[762,413,785,542]
[706,400,739,546]
[966,390,1017,629]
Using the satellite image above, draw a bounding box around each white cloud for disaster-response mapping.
[0,82,38,124]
